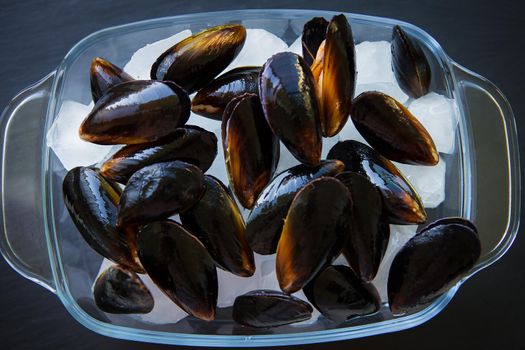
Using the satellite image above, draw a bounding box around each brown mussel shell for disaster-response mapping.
[62,167,142,272]
[327,140,426,224]
[151,24,246,93]
[117,161,204,227]
[94,265,153,314]
[222,93,279,208]
[138,221,218,321]
[302,17,329,66]
[303,265,380,322]
[259,52,322,166]
[180,175,255,277]
[350,92,438,165]
[391,25,431,98]
[232,290,313,328]
[335,172,390,282]
[276,177,352,293]
[246,160,345,255]
[100,125,217,184]
[90,57,134,103]
[79,80,191,145]
[388,218,481,315]
[192,66,260,120]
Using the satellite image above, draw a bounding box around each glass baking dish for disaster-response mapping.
[0,9,520,347]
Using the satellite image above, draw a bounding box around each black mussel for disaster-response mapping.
[80,80,190,145]
[350,92,438,165]
[192,66,260,120]
[302,17,328,66]
[246,160,345,255]
[276,177,352,293]
[117,161,204,227]
[327,140,426,224]
[138,221,218,320]
[421,217,478,234]
[94,265,153,314]
[259,52,322,166]
[391,25,431,98]
[232,290,313,328]
[388,218,481,315]
[180,175,255,277]
[222,93,279,208]
[90,57,133,103]
[151,24,246,93]
[63,167,143,272]
[100,125,217,184]
[303,265,380,322]
[336,172,390,282]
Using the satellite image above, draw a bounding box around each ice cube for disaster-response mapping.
[372,225,418,301]
[335,118,368,145]
[332,254,350,266]
[275,142,301,174]
[395,157,446,208]
[287,35,303,55]
[123,29,192,79]
[355,41,394,85]
[354,82,409,105]
[217,267,260,308]
[47,100,117,170]
[408,92,459,154]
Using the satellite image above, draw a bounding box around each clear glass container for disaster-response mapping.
[0,9,520,347]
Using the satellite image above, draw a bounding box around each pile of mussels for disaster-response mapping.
[62,15,481,328]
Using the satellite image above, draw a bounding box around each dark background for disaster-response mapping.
[0,0,523,349]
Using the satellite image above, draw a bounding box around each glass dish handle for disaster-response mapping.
[0,72,56,292]
[452,62,521,271]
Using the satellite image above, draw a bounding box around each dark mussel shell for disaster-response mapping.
[327,140,426,224]
[246,160,345,255]
[303,265,380,322]
[276,177,352,293]
[222,93,279,208]
[100,125,217,184]
[391,25,431,98]
[138,221,218,320]
[232,290,313,328]
[62,167,142,272]
[180,175,255,277]
[388,218,481,315]
[259,52,322,166]
[192,66,260,120]
[350,92,438,165]
[302,17,328,66]
[335,172,390,282]
[80,80,190,145]
[94,265,153,314]
[117,161,204,227]
[90,57,133,103]
[317,14,356,137]
[151,24,246,93]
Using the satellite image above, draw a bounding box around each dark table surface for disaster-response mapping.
[0,0,523,349]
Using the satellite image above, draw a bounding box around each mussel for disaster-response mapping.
[79,80,191,145]
[138,221,218,321]
[180,175,255,277]
[327,140,427,224]
[276,177,352,293]
[151,24,246,93]
[303,265,380,322]
[117,161,204,227]
[259,52,322,166]
[100,125,217,184]
[350,91,438,165]
[62,167,142,272]
[222,93,279,208]
[388,218,481,315]
[192,66,260,120]
[246,160,345,255]
[335,172,390,282]
[302,17,329,66]
[391,25,431,98]
[90,57,133,103]
[94,265,153,314]
[232,290,313,328]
